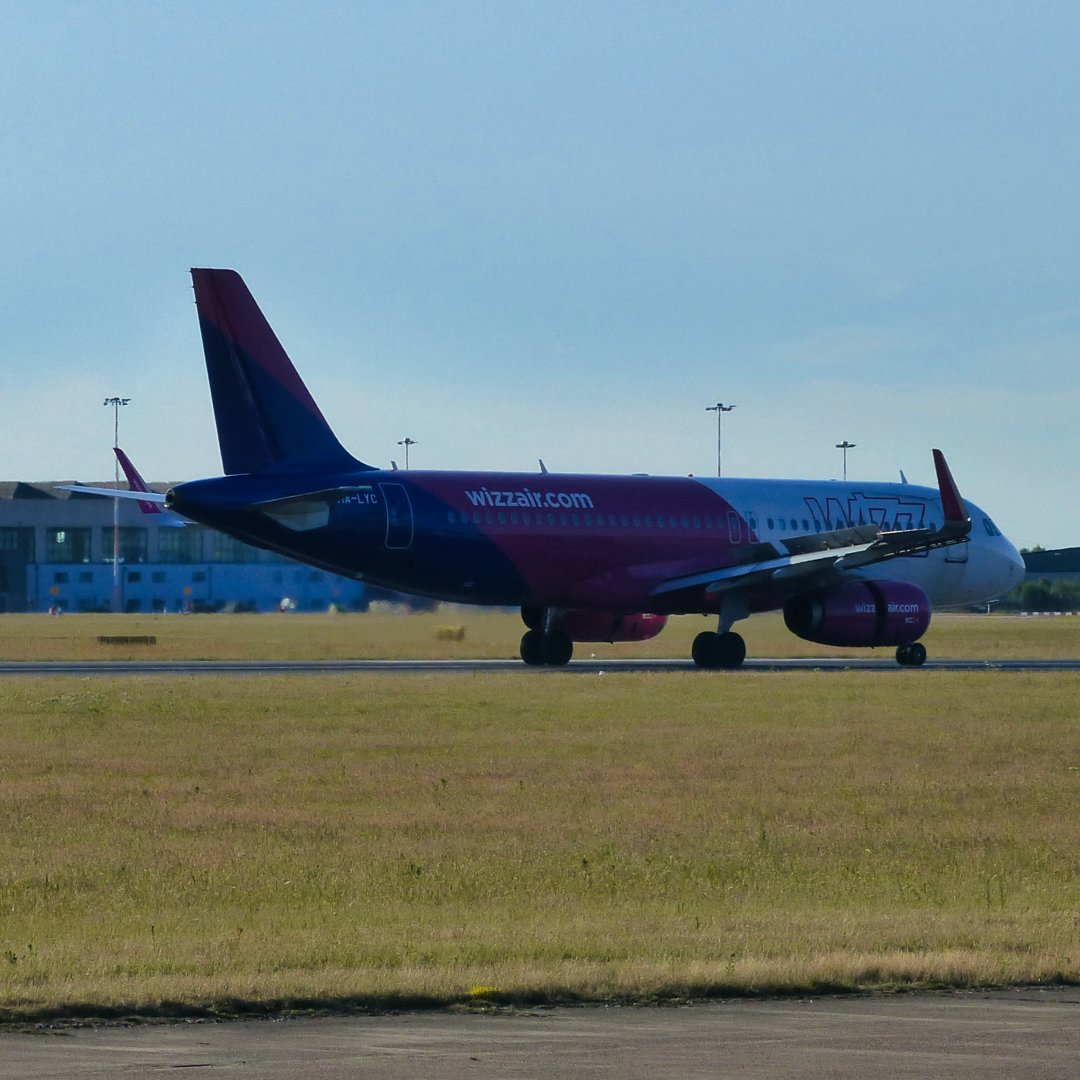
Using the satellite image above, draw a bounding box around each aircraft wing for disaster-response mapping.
[652,449,971,599]
[59,485,168,504]
[59,483,187,525]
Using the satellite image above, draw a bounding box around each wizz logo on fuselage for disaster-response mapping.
[803,492,927,530]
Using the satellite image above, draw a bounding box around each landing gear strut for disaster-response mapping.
[691,630,746,670]
[895,642,927,667]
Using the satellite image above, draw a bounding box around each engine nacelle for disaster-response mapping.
[553,610,669,643]
[783,581,930,647]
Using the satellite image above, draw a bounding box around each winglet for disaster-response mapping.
[114,446,162,516]
[933,449,969,525]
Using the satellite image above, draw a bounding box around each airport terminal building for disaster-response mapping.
[0,481,367,614]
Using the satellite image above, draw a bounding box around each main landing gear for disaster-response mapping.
[691,630,747,670]
[519,628,573,666]
[692,595,750,670]
[895,642,927,667]
[519,609,574,667]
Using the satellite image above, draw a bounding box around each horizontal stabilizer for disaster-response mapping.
[251,486,376,532]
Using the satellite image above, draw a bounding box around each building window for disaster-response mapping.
[158,526,204,563]
[54,572,69,584]
[211,532,259,561]
[102,526,148,564]
[79,571,93,583]
[45,527,91,563]
[151,571,165,583]
[0,527,34,559]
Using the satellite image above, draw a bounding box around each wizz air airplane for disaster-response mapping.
[160,269,1023,668]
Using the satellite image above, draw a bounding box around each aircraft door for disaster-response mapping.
[379,483,414,550]
[945,541,969,564]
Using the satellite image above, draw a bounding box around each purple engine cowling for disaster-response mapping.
[783,580,931,647]
[553,610,669,643]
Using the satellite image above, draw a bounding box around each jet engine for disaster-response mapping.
[783,581,930,647]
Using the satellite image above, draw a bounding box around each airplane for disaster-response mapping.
[162,268,1024,669]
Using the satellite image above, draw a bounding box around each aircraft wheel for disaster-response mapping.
[896,642,927,667]
[716,631,746,669]
[541,630,574,667]
[692,631,746,670]
[520,629,546,666]
[520,606,543,631]
[692,631,718,668]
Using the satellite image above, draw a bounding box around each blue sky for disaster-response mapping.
[1,0,1078,547]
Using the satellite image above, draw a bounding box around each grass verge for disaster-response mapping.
[1,671,1077,1020]
[0,608,1078,661]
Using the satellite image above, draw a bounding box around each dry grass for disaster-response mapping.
[0,608,1077,662]
[0,671,1077,1019]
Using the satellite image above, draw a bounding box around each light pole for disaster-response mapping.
[705,403,735,477]
[836,440,855,481]
[397,437,417,469]
[103,397,130,612]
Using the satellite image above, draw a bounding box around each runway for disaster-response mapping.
[0,656,1078,676]
[2,988,1078,1079]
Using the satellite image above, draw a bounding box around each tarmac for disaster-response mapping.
[3,988,1078,1079]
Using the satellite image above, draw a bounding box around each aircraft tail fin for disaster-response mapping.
[190,269,371,475]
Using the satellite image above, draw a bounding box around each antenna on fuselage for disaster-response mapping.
[539,459,549,474]
[899,469,908,484]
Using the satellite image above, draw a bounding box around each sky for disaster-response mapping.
[1,0,1078,549]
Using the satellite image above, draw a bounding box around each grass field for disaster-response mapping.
[1,607,1079,661]
[1,635,1078,1019]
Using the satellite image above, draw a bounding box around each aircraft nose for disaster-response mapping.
[999,541,1026,593]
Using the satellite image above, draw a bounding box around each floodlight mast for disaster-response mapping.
[705,403,735,477]
[103,397,130,612]
[397,437,417,469]
[836,439,856,481]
